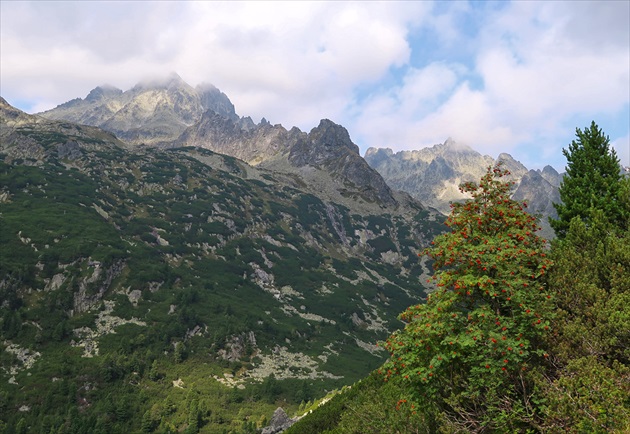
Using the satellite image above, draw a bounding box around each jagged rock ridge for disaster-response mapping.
[365,140,562,237]
[39,75,407,212]
[39,73,238,146]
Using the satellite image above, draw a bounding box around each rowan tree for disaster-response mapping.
[551,121,628,237]
[381,164,554,432]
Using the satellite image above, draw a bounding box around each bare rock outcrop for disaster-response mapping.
[365,139,563,236]
[261,407,297,434]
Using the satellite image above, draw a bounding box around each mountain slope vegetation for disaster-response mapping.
[290,134,630,433]
[0,98,444,433]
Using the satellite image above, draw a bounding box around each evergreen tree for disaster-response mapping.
[541,210,630,432]
[141,410,153,433]
[381,164,554,432]
[185,399,200,434]
[551,121,628,237]
[173,342,185,363]
[15,418,27,434]
[148,360,161,381]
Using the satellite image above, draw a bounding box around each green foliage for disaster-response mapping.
[540,211,630,432]
[367,236,397,258]
[280,127,630,434]
[0,123,447,433]
[551,121,628,237]
[381,164,553,431]
[287,374,434,434]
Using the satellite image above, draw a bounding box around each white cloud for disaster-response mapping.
[350,1,629,169]
[175,2,429,127]
[0,1,430,129]
[0,1,627,171]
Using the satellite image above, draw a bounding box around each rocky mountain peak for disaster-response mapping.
[195,83,238,121]
[289,120,397,207]
[363,147,394,166]
[440,138,475,154]
[40,73,213,145]
[512,169,561,225]
[541,165,562,187]
[442,137,473,152]
[85,85,123,102]
[288,120,359,167]
[365,140,562,237]
[315,119,360,156]
[0,97,32,128]
[495,153,529,178]
[0,96,20,115]
[364,147,392,157]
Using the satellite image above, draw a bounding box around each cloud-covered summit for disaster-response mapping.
[1,1,628,170]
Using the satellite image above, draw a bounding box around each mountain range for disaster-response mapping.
[364,142,562,238]
[39,73,562,230]
[0,74,563,432]
[1,91,442,432]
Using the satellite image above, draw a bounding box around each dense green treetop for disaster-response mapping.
[551,121,628,237]
[541,210,630,432]
[381,164,553,432]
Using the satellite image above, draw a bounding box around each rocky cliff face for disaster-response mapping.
[39,73,238,146]
[40,75,406,213]
[365,140,562,237]
[176,114,401,209]
[512,169,561,221]
[175,111,301,165]
[288,120,397,207]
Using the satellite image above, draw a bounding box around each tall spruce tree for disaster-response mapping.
[551,121,627,237]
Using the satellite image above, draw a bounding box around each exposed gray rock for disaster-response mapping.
[72,260,125,315]
[512,170,560,219]
[496,153,529,178]
[365,140,494,214]
[0,97,126,164]
[39,73,239,145]
[56,140,83,160]
[261,407,297,434]
[85,85,122,102]
[38,76,409,212]
[174,111,300,165]
[289,120,397,207]
[512,169,561,239]
[541,165,563,187]
[217,331,257,362]
[365,140,563,237]
[196,83,239,122]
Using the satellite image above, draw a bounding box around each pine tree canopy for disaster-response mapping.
[551,121,628,237]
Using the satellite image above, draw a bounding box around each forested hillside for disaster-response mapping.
[289,123,630,433]
[0,99,444,433]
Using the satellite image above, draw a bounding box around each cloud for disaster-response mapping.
[349,1,629,169]
[0,1,430,129]
[175,2,431,127]
[0,1,627,171]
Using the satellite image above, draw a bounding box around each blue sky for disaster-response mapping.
[1,1,628,171]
